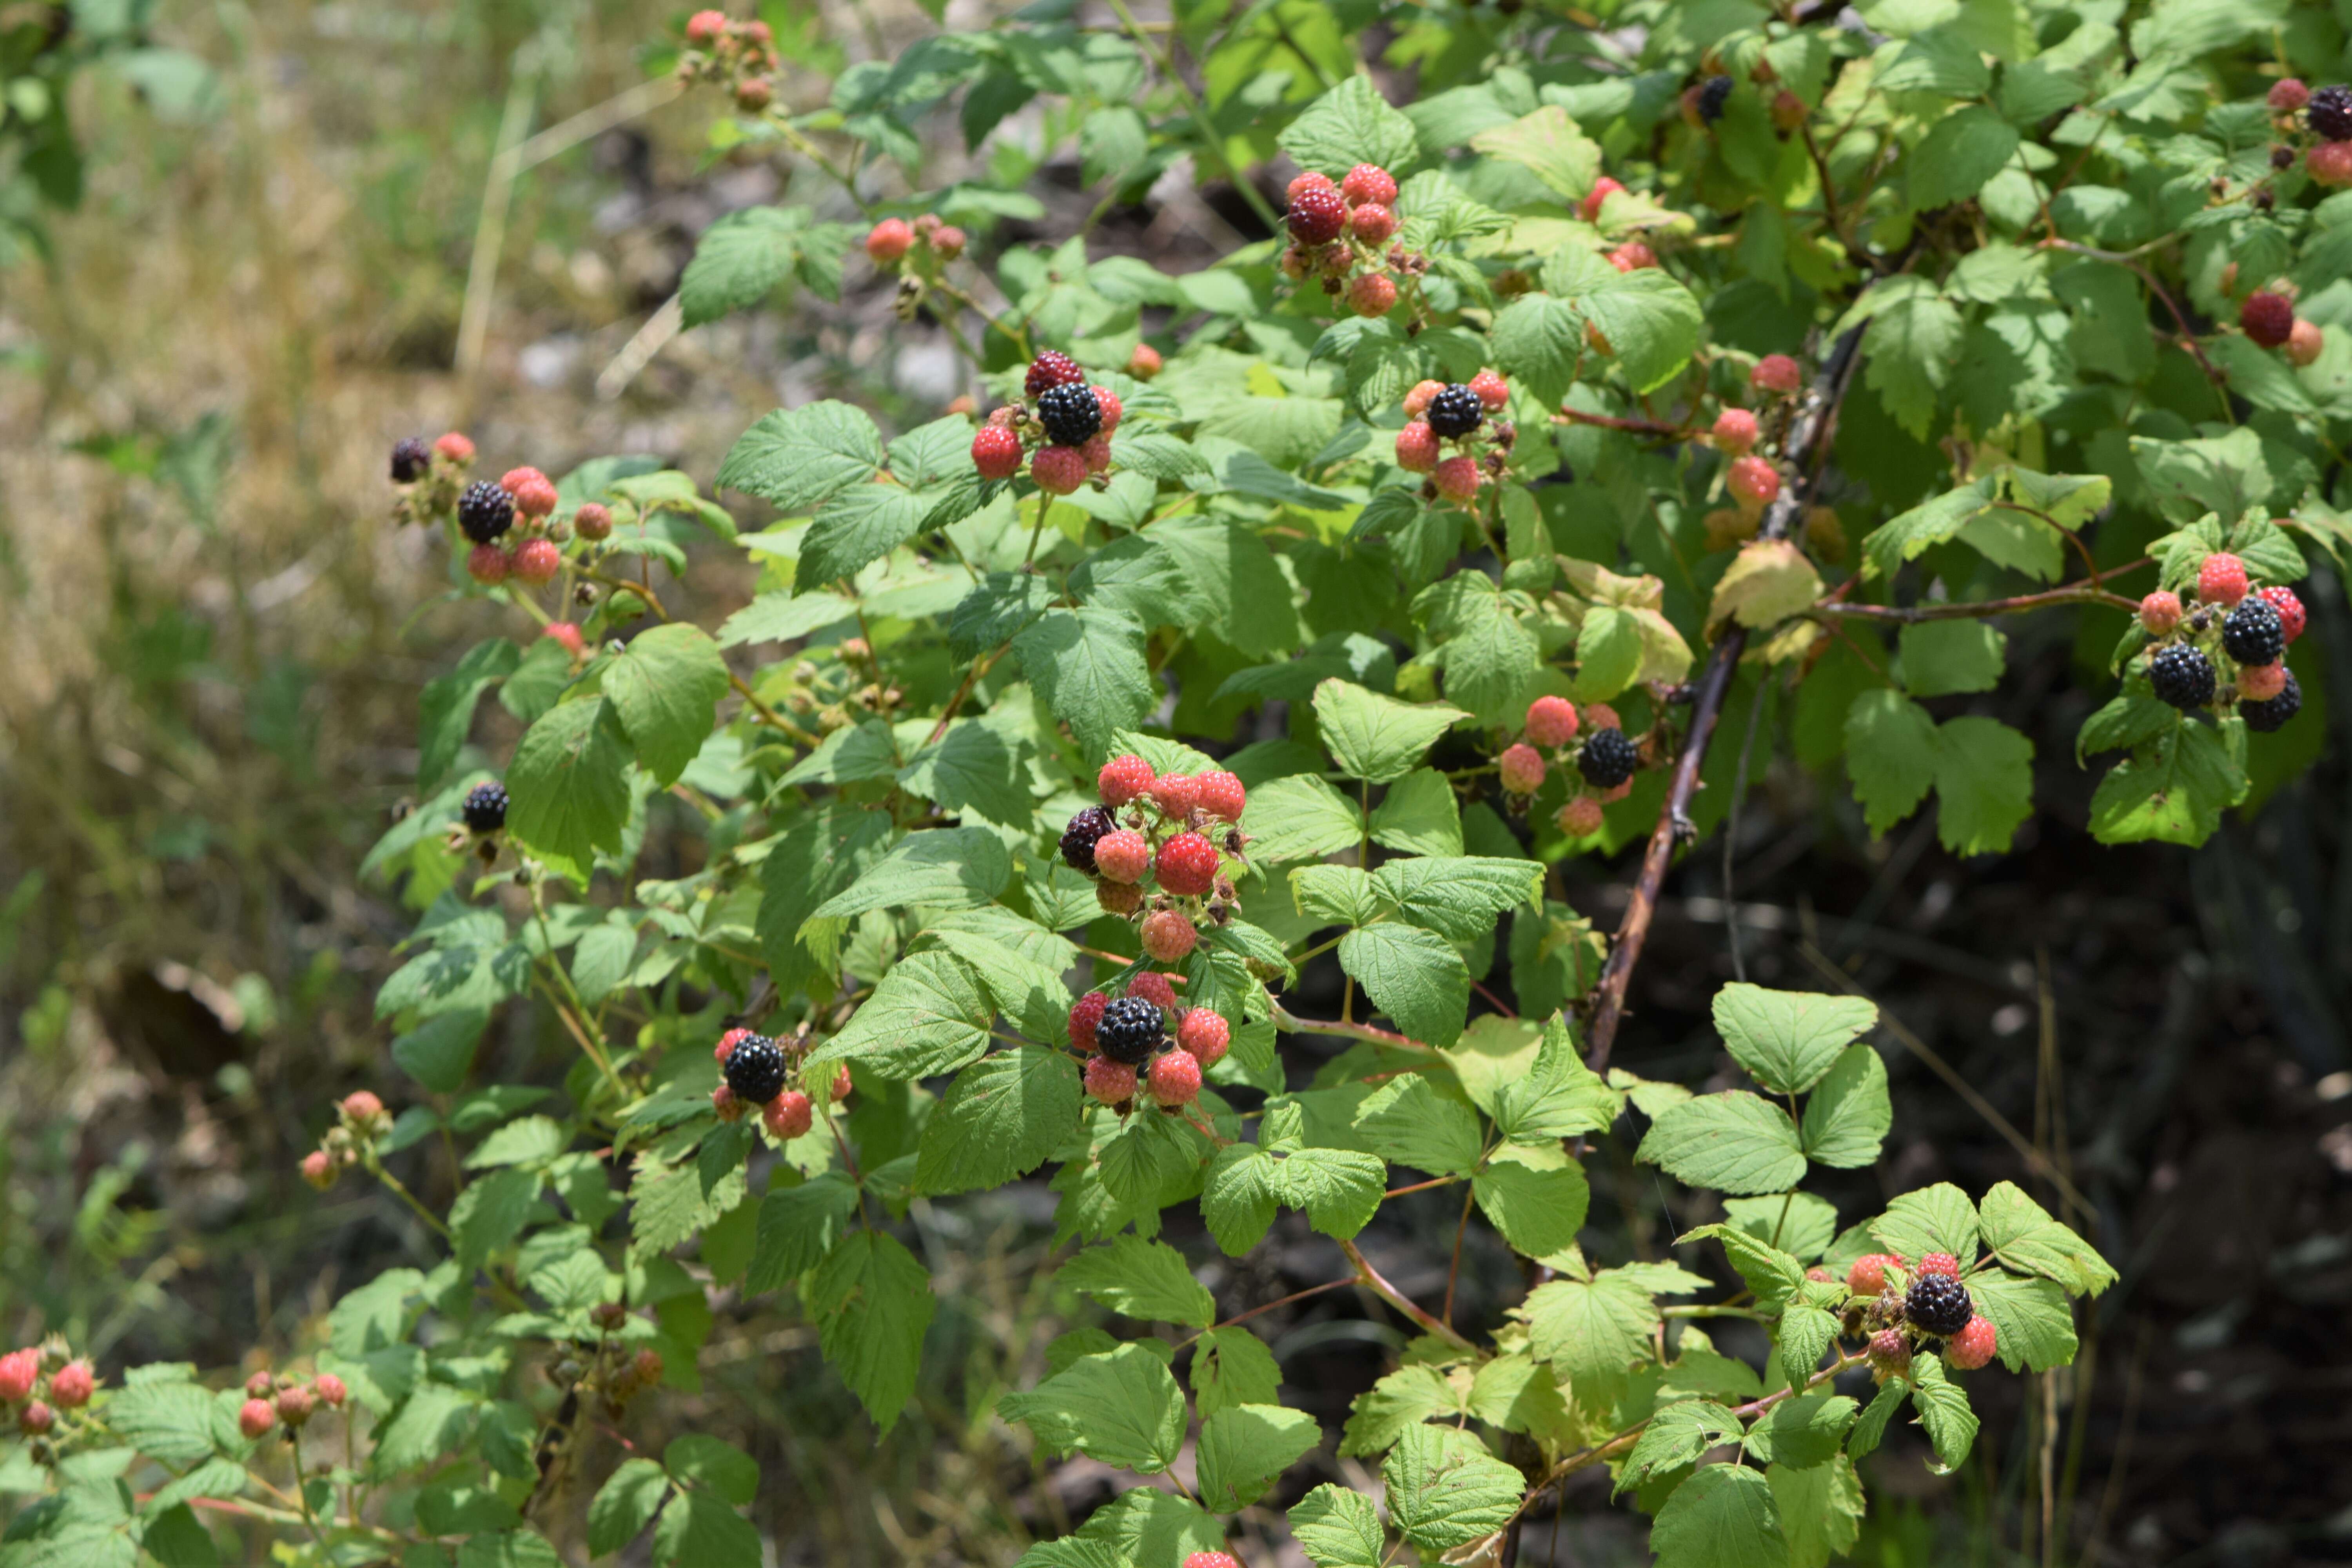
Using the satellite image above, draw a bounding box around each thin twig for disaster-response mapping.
[1339,1237,1477,1352]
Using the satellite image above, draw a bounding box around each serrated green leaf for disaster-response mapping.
[715,401,884,511]
[913,1047,1080,1194]
[505,699,634,865]
[1060,1236,1216,1327]
[1712,984,1877,1096]
[1381,1424,1521,1552]
[1195,1403,1320,1512]
[997,1345,1187,1474]
[1638,1092,1807,1195]
[1800,1045,1891,1169]
[804,1231,935,1434]
[1651,1463,1786,1568]
[1289,1484,1386,1568]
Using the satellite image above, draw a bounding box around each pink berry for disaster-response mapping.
[1607,241,1656,272]
[48,1361,92,1409]
[1946,1316,1998,1371]
[1142,910,1198,963]
[1185,1554,1243,1568]
[632,1348,663,1385]
[0,1350,37,1403]
[433,431,476,464]
[1728,455,1780,509]
[1031,445,1087,495]
[573,502,612,539]
[1090,388,1123,433]
[1093,830,1152,884]
[1176,1008,1230,1066]
[2239,662,2288,701]
[314,1374,348,1408]
[2139,590,2183,634]
[544,621,586,659]
[18,1401,52,1435]
[1285,171,1336,204]
[1195,770,1247,822]
[1070,992,1109,1053]
[1148,1051,1203,1105]
[1348,273,1398,318]
[1287,186,1348,245]
[1099,753,1154,805]
[2271,78,2311,113]
[1395,421,1440,473]
[1350,203,1397,244]
[866,219,914,263]
[276,1385,315,1425]
[1582,702,1621,731]
[1526,695,1579,748]
[1129,971,1178,1011]
[245,1372,274,1399]
[342,1091,383,1123]
[1403,379,1444,417]
[512,477,559,518]
[239,1398,278,1440]
[300,1150,335,1189]
[2258,585,2306,642]
[1099,881,1143,916]
[2198,552,2250,606]
[1556,797,1604,837]
[2241,291,2294,348]
[1847,1253,1898,1296]
[1713,408,1759,454]
[1340,163,1398,207]
[1155,832,1220,897]
[714,1027,753,1064]
[1917,1252,1960,1278]
[763,1091,814,1141]
[498,466,546,495]
[1751,354,1802,395]
[466,544,511,584]
[1085,1055,1137,1105]
[972,425,1023,480]
[1128,343,1163,380]
[1866,1328,1911,1377]
[2310,140,2352,187]
[831,1064,852,1102]
[1432,456,1481,503]
[1026,352,1086,396]
[1499,743,1546,795]
[512,538,562,584]
[2287,319,2325,367]
[711,1084,743,1120]
[1578,175,1624,222]
[1080,434,1114,475]
[1469,369,1509,410]
[685,10,728,44]
[1149,773,1202,818]
[930,225,966,259]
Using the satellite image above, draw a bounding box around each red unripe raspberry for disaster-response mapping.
[971,424,1023,481]
[711,1084,748,1120]
[2287,318,2325,367]
[1586,321,1614,356]
[2198,552,2250,605]
[2239,662,2288,701]
[2271,78,2311,113]
[544,621,586,659]
[1177,1008,1230,1065]
[1196,771,1247,821]
[19,1401,53,1435]
[1348,273,1398,318]
[1080,434,1114,474]
[467,544,510,584]
[1847,1253,1898,1296]
[2310,139,2352,186]
[434,431,476,463]
[1155,831,1220,896]
[1185,1553,1243,1568]
[1866,1328,1911,1377]
[1499,743,1546,795]
[48,1361,92,1409]
[239,1398,277,1440]
[1026,351,1086,396]
[1751,354,1802,395]
[1279,245,1314,280]
[1526,695,1580,748]
[631,1348,663,1385]
[1579,175,1624,221]
[1085,1054,1137,1105]
[1285,171,1335,204]
[1771,89,1808,132]
[1713,408,1759,454]
[2139,590,2183,634]
[1287,185,1348,245]
[342,1090,383,1123]
[514,478,560,519]
[1607,241,1656,272]
[0,1349,37,1403]
[866,219,914,263]
[1090,388,1123,433]
[763,1091,814,1141]
[742,19,772,43]
[1349,203,1397,243]
[314,1374,348,1408]
[2258,585,2306,642]
[831,1063,852,1102]
[1149,773,1201,818]
[499,466,548,495]
[1582,702,1621,731]
[734,76,773,111]
[245,1371,275,1398]
[1341,163,1398,207]
[1129,971,1178,1010]
[930,224,966,259]
[1070,992,1109,1052]
[1395,421,1440,473]
[2241,291,2294,348]
[300,1149,335,1189]
[1557,796,1605,837]
[1099,753,1154,806]
[276,1385,315,1425]
[1947,1315,1998,1371]
[1470,369,1510,410]
[513,538,563,584]
[1142,912,1197,963]
[1093,830,1151,884]
[912,213,941,238]
[685,9,728,44]
[1404,379,1445,417]
[1728,455,1780,509]
[714,1027,753,1063]
[1917,1252,1960,1278]
[1032,445,1087,494]
[573,502,612,540]
[1148,1050,1203,1105]
[1128,343,1162,380]
[1433,456,1482,503]
[1098,880,1143,915]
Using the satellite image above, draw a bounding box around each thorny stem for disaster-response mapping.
[1339,1237,1478,1353]
[1811,581,2143,624]
[1270,998,1434,1053]
[1441,1183,1477,1327]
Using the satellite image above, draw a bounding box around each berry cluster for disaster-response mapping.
[394,435,595,598]
[1062,753,1249,938]
[235,1366,352,1442]
[2297,82,2352,187]
[1495,697,1642,835]
[1069,975,1232,1111]
[675,9,780,113]
[2235,285,2325,366]
[866,212,967,269]
[298,1090,395,1191]
[2135,554,2306,731]
[970,351,1127,495]
[1840,1252,2000,1376]
[1394,372,1513,505]
[710,1027,848,1142]
[387,430,480,530]
[0,1346,106,1445]
[1279,165,1424,322]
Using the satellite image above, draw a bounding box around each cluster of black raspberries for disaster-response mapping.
[2138,552,2305,731]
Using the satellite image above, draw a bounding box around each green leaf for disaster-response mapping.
[1352,1072,1481,1175]
[1313,680,1468,785]
[1289,1484,1386,1568]
[1638,1092,1808,1195]
[744,1173,860,1292]
[1278,75,1421,176]
[1776,1307,1842,1394]
[803,1231,935,1433]
[1871,1182,1979,1264]
[1617,1401,1743,1495]
[1195,1403,1320,1512]
[140,1504,219,1568]
[1380,1424,1523,1552]
[505,699,634,865]
[1489,294,1586,412]
[1338,1363,1458,1456]
[1772,1453,1865,1568]
[418,639,519,793]
[1651,1463,1786,1568]
[1013,606,1156,761]
[465,1114,567,1169]
[1863,291,1964,439]
[1472,1149,1590,1257]
[1191,1326,1282,1422]
[1712,984,1877,1096]
[1368,769,1463,856]
[715,401,884,512]
[805,828,1012,929]
[1976,1181,2116,1295]
[1745,1390,1855,1472]
[1848,1380,1908,1461]
[1910,105,2020,211]
[450,1168,539,1269]
[103,1381,220,1466]
[1680,1223,1806,1308]
[1907,1354,1979,1472]
[914,1048,1080,1194]
[1844,691,1938,835]
[1931,716,2034,855]
[664,1434,759,1505]
[2089,716,2245,847]
[1492,1014,1618,1144]
[1337,924,1470,1048]
[1468,105,1599,200]
[1721,1192,1840,1264]
[1060,1236,1215,1327]
[1242,774,1365,864]
[1521,1270,1660,1408]
[808,948,994,1081]
[680,205,817,327]
[587,1459,670,1557]
[996,1345,1187,1474]
[651,1490,762,1568]
[794,482,927,591]
[1799,1045,1891,1169]
[1372,856,1543,942]
[1051,1489,1224,1566]
[1899,621,2007,698]
[1966,1270,2079,1372]
[1861,477,1999,580]
[372,1383,477,1474]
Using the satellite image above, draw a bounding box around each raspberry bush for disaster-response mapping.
[42,0,2352,1562]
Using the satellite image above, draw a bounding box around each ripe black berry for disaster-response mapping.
[2221,598,2285,666]
[391,437,430,483]
[1425,384,1485,439]
[1096,996,1164,1065]
[721,1035,789,1104]
[2309,84,2352,141]
[1904,1272,1973,1338]
[458,481,515,544]
[462,782,509,833]
[1577,727,1639,788]
[1025,351,1085,397]
[2242,669,2303,732]
[2148,644,2216,711]
[1036,383,1102,448]
[1698,75,1735,124]
[1060,806,1118,875]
